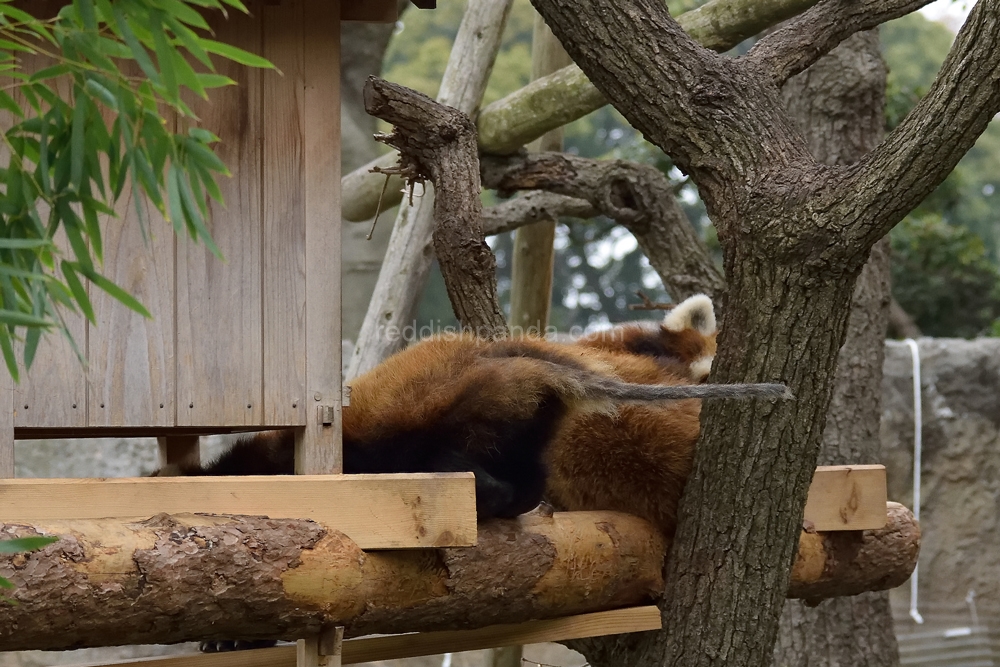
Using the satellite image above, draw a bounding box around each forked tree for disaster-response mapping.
[518,0,1000,665]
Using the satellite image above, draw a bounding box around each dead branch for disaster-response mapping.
[363,77,507,339]
[482,191,597,237]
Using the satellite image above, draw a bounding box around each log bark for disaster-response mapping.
[346,0,514,377]
[341,0,828,224]
[773,29,901,667]
[0,507,918,651]
[527,0,1000,665]
[363,78,506,338]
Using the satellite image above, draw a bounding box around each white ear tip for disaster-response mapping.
[663,294,716,335]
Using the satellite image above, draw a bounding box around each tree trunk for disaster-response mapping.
[773,30,901,667]
[525,0,1000,664]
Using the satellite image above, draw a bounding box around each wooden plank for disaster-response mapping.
[88,131,175,427]
[0,473,476,549]
[3,49,87,429]
[175,4,263,427]
[73,607,660,667]
[297,0,342,474]
[157,436,200,468]
[261,0,307,429]
[298,627,341,667]
[342,607,662,663]
[803,464,887,531]
[340,0,397,22]
[0,369,12,478]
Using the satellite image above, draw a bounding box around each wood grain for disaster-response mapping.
[803,464,887,531]
[4,50,87,429]
[88,118,175,427]
[0,472,477,549]
[175,4,263,427]
[262,0,307,428]
[298,0,343,473]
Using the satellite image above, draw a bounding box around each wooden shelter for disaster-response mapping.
[0,0,431,476]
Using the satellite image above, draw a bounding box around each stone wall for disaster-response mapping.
[881,338,1000,631]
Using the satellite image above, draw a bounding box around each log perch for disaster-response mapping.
[0,506,918,651]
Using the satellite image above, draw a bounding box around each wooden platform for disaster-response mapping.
[77,607,663,667]
[0,473,476,549]
[0,464,886,551]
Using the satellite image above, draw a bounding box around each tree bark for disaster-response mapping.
[0,506,918,651]
[0,511,664,651]
[363,78,506,339]
[526,0,1000,665]
[773,30,899,667]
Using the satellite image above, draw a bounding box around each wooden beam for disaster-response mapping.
[72,608,661,667]
[804,464,887,531]
[0,473,476,549]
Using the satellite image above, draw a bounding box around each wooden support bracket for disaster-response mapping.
[805,464,887,531]
[75,607,661,667]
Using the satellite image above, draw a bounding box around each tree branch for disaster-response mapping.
[746,0,934,86]
[482,191,597,237]
[841,0,1000,249]
[481,152,725,300]
[363,77,507,338]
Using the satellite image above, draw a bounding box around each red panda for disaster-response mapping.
[154,295,775,528]
[573,294,717,382]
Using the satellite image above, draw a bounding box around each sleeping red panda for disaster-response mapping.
[155,295,771,527]
[573,293,717,382]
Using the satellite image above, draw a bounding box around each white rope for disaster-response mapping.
[904,338,924,624]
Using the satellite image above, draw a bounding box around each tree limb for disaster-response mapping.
[842,0,1000,250]
[363,77,507,339]
[482,191,597,237]
[481,152,725,300]
[746,0,934,86]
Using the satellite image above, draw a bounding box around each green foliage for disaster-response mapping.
[891,215,1000,338]
[0,535,57,595]
[0,0,272,380]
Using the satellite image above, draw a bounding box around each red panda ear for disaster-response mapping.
[663,294,717,335]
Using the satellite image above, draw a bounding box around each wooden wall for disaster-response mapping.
[0,0,342,452]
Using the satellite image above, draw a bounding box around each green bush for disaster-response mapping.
[891,215,1000,338]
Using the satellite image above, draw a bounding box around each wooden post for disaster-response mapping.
[298,628,342,667]
[157,436,200,468]
[508,14,572,338]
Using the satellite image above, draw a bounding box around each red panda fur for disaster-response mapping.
[155,294,744,537]
[574,293,717,382]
